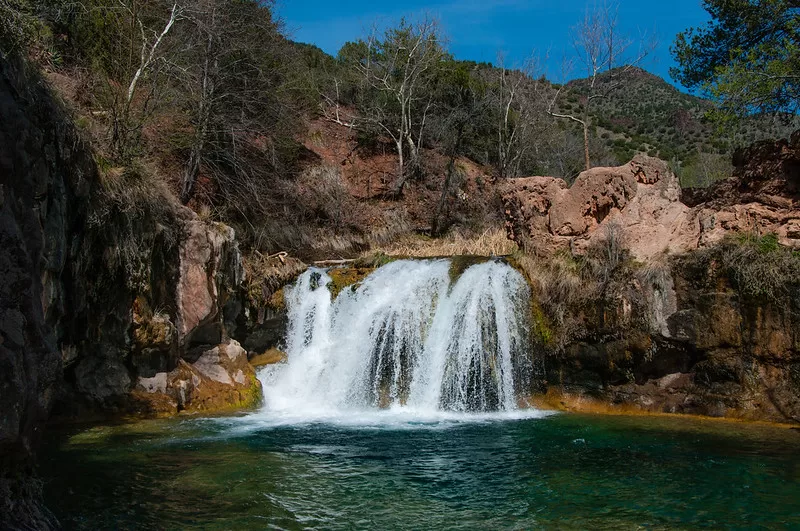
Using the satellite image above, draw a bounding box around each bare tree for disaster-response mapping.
[175,0,289,204]
[488,54,552,179]
[111,0,183,160]
[548,2,654,170]
[429,64,486,235]
[345,17,446,196]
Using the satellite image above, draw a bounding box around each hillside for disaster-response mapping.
[562,67,798,185]
[3,1,797,266]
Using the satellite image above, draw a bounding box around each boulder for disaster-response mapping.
[502,148,800,260]
[131,339,262,416]
[509,145,800,423]
[176,218,244,348]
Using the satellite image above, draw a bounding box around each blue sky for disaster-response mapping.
[276,0,711,89]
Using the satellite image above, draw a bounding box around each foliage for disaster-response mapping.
[335,17,448,194]
[370,226,516,258]
[672,0,800,120]
[174,0,299,203]
[687,233,800,302]
[11,0,800,270]
[547,2,655,170]
[567,67,796,184]
[723,233,800,300]
[0,0,39,52]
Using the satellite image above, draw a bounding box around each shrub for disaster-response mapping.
[0,0,39,52]
[686,233,800,302]
[723,233,800,300]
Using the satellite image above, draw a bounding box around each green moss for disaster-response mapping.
[354,251,395,269]
[734,232,780,254]
[268,288,286,311]
[327,266,376,299]
[235,374,264,411]
[531,302,555,347]
[448,255,489,284]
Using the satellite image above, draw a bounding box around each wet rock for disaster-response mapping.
[73,352,132,402]
[250,347,288,368]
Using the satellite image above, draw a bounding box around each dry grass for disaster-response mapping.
[687,233,800,302]
[243,251,307,309]
[369,226,518,258]
[510,251,587,351]
[85,159,180,292]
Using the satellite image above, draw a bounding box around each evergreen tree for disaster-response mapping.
[672,0,800,120]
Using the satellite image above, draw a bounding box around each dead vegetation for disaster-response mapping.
[243,252,307,311]
[370,226,517,258]
[86,159,179,292]
[510,226,655,352]
[681,233,800,303]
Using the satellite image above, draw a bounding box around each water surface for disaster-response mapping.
[41,412,800,530]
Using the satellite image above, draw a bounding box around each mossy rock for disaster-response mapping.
[327,266,376,299]
[250,348,288,368]
[448,255,490,283]
[531,302,555,347]
[354,251,395,269]
[268,288,286,312]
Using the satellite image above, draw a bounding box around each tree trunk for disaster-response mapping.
[181,144,202,204]
[583,121,591,171]
[432,155,457,236]
[181,23,216,205]
[406,134,421,179]
[392,139,405,197]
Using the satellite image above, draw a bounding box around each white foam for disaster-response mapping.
[243,258,541,428]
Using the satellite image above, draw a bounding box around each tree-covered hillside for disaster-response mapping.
[1,0,796,258]
[563,67,797,186]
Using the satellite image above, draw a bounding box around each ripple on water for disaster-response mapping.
[40,412,800,530]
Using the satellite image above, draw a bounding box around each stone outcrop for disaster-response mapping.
[502,144,800,260]
[1,54,88,529]
[506,142,800,423]
[0,49,265,460]
[1,49,274,530]
[534,257,800,423]
[54,202,255,417]
[132,340,261,416]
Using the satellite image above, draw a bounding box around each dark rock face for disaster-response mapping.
[0,50,278,424]
[0,53,272,528]
[538,257,800,423]
[0,54,89,529]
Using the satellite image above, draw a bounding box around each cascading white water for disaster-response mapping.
[261,259,532,417]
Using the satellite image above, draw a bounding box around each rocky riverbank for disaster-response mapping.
[503,135,800,424]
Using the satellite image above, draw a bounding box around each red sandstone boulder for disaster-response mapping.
[176,215,244,346]
[502,146,800,261]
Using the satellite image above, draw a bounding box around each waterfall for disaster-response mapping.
[261,259,532,416]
